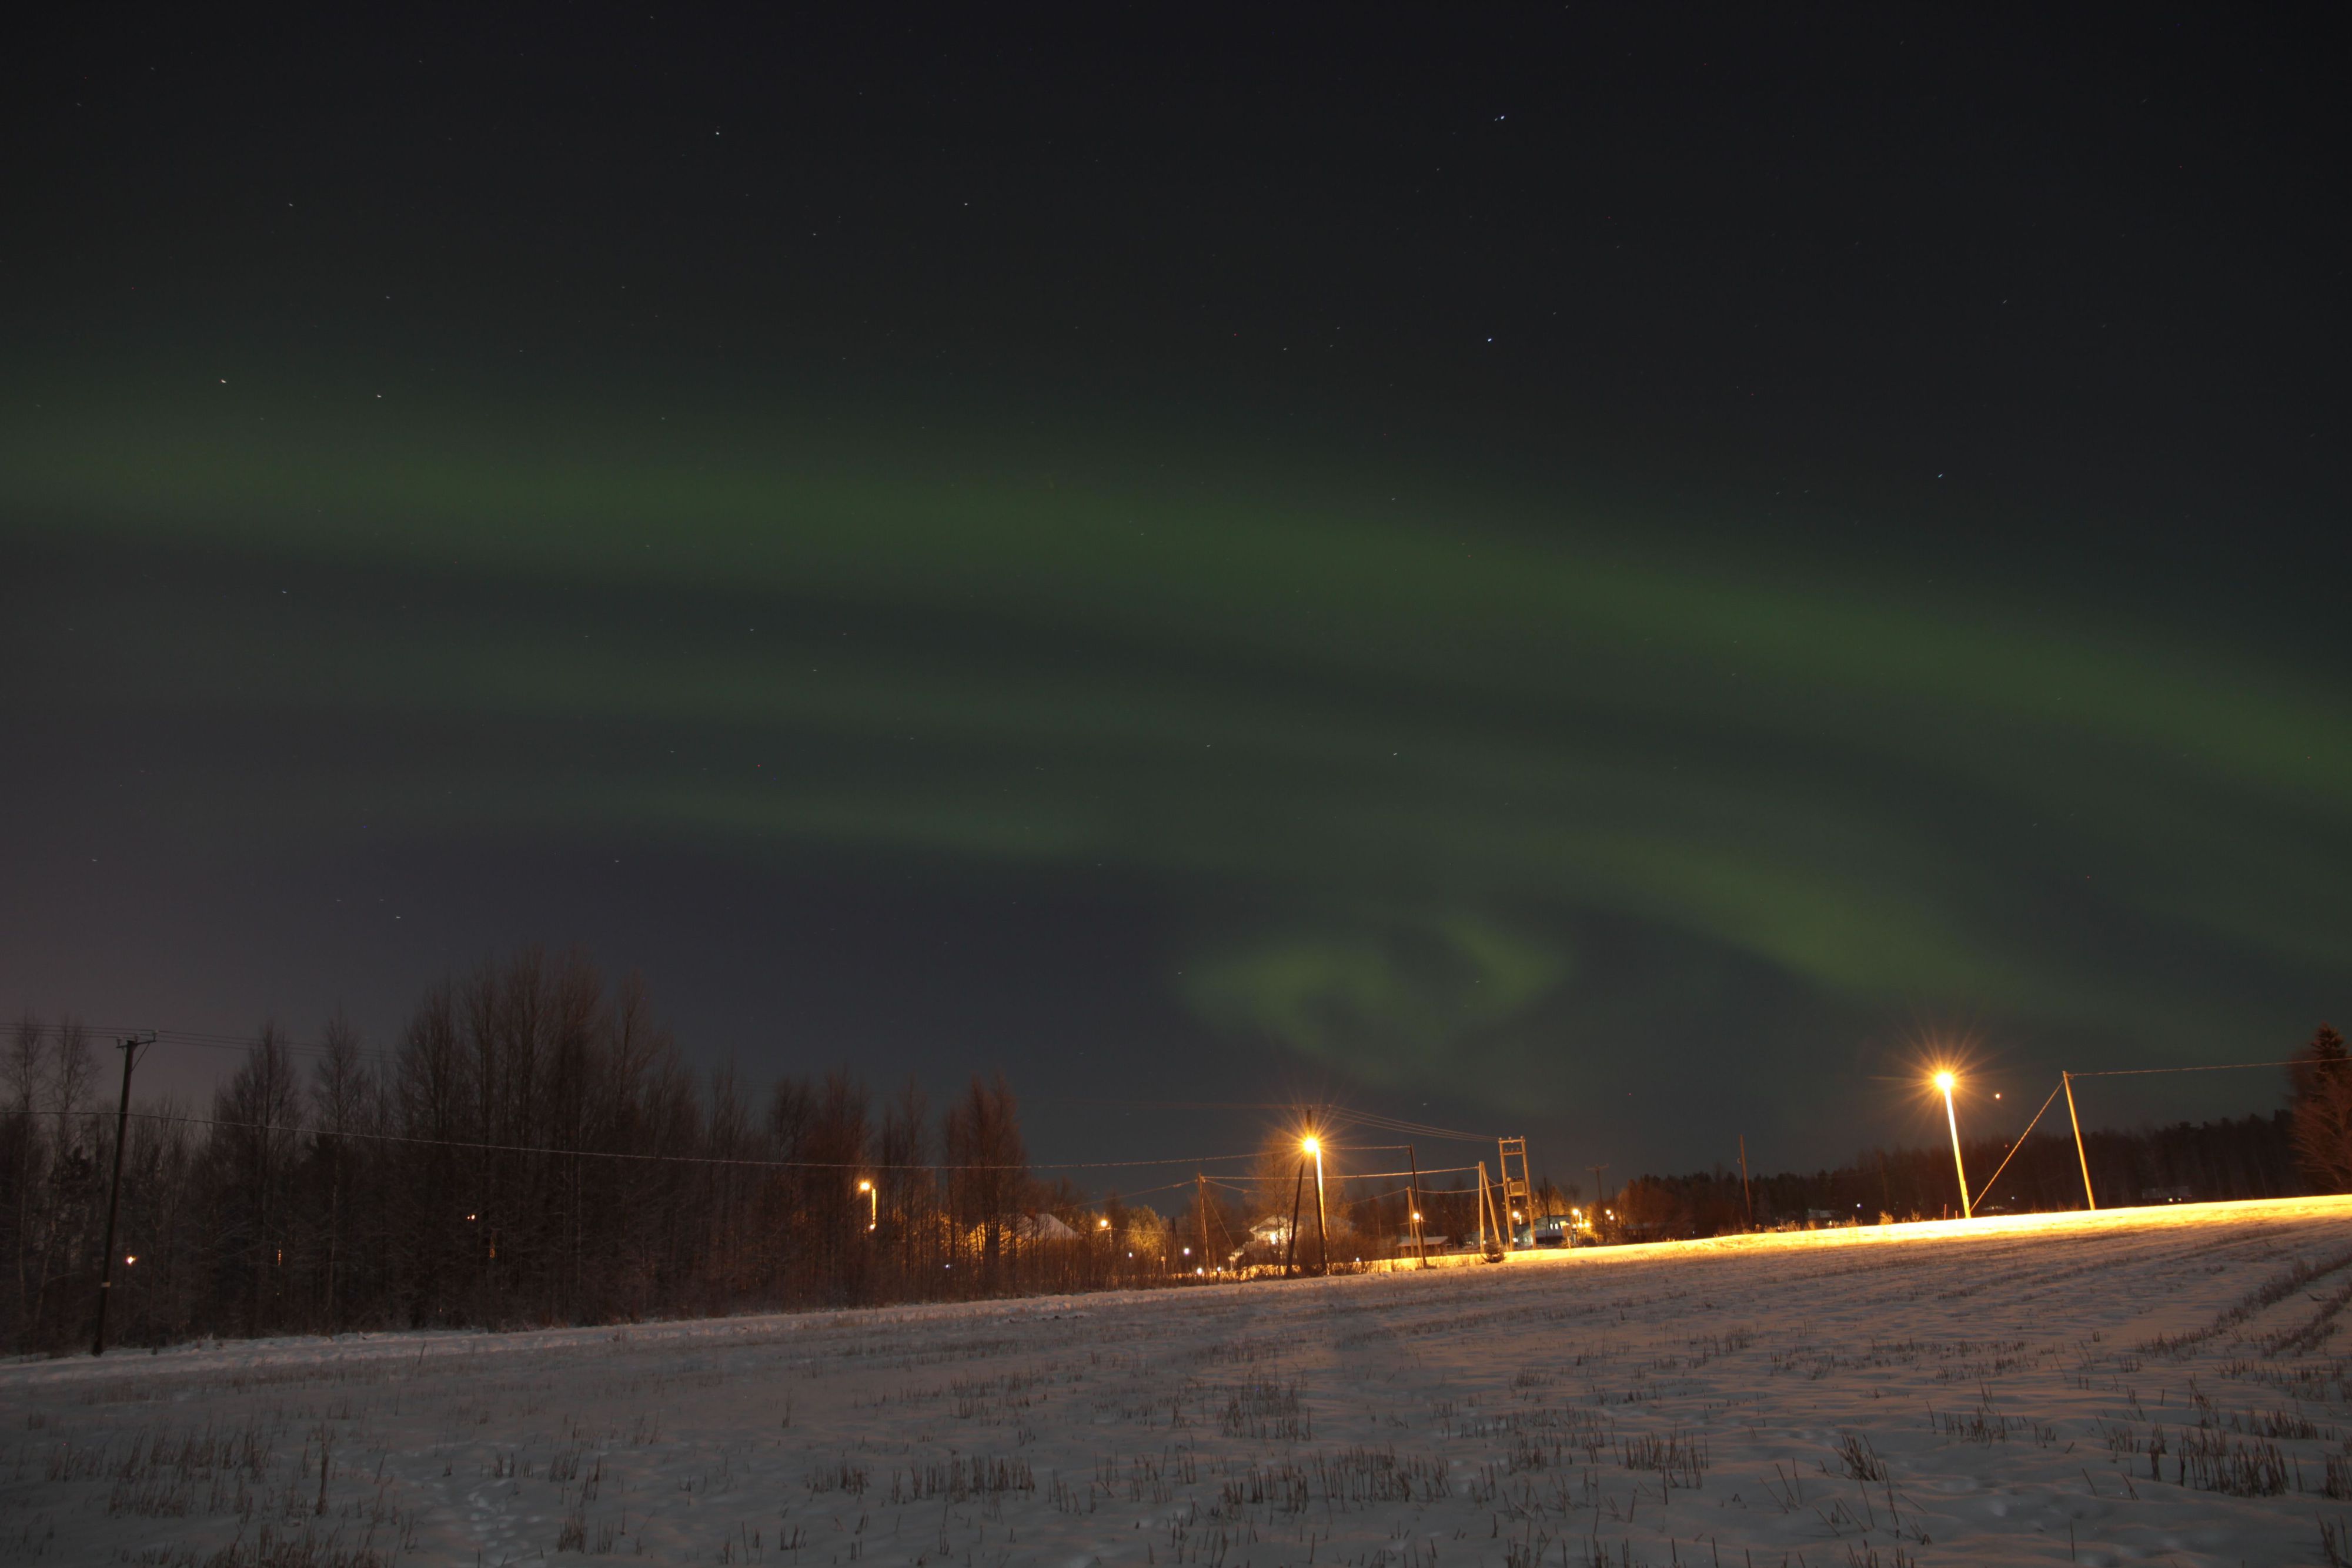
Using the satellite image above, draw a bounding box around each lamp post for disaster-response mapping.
[1935,1072,1972,1219]
[1302,1136,1330,1276]
[857,1178,876,1232]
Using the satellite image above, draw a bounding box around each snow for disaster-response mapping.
[6,1195,2351,1566]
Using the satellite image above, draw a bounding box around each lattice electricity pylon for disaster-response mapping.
[1496,1136,1533,1249]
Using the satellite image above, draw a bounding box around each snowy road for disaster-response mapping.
[4,1196,2349,1566]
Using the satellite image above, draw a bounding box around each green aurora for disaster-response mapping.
[8,380,2347,1125]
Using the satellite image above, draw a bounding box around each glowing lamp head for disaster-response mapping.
[1301,1136,1321,1156]
[1933,1071,1956,1093]
[857,1179,871,1192]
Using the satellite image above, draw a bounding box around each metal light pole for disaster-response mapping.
[1303,1136,1329,1276]
[93,1031,154,1356]
[1282,1163,1304,1278]
[857,1178,876,1232]
[1936,1072,1972,1219]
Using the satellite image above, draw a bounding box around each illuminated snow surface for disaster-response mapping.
[6,1198,2352,1566]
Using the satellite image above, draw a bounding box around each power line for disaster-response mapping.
[2068,1059,2303,1078]
[1328,1108,1498,1143]
[881,1096,1506,1144]
[1199,1164,1479,1189]
[0,1106,1268,1175]
[5,1100,1495,1187]
[66,1031,1509,1141]
[31,1029,1514,1191]
[76,1025,401,1064]
[1966,1081,2064,1212]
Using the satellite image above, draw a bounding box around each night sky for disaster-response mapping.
[4,9,2345,1183]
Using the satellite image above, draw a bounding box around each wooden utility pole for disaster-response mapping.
[1475,1164,1485,1252]
[1407,1145,1428,1267]
[1738,1135,1753,1228]
[92,1031,152,1356]
[1476,1161,1505,1260]
[1587,1163,1609,1236]
[1197,1172,1212,1275]
[2063,1072,2097,1211]
[1495,1138,1531,1250]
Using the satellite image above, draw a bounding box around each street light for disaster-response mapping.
[1302,1134,1330,1276]
[857,1178,876,1232]
[1935,1071,1972,1219]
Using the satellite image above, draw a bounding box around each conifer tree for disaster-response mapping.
[2290,1024,2352,1190]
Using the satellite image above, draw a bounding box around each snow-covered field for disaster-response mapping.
[5,1197,2351,1567]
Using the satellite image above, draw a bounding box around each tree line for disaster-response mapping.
[0,947,1524,1356]
[10,959,2341,1352]
[1,948,1194,1356]
[1609,1029,2344,1242]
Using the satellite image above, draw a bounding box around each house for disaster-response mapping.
[1011,1213,1083,1243]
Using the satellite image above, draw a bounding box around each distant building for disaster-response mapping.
[1011,1213,1083,1243]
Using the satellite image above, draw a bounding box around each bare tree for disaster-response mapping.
[808,1070,871,1303]
[395,981,464,1325]
[943,1073,1025,1283]
[879,1075,932,1285]
[213,1022,301,1336]
[49,1017,96,1137]
[29,1017,99,1346]
[312,1009,374,1327]
[4,1015,45,1341]
[0,949,1092,1342]
[704,1057,754,1300]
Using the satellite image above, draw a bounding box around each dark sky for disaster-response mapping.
[4,8,2345,1188]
